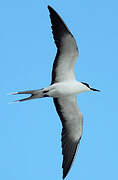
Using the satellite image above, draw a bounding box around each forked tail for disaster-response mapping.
[10,88,46,103]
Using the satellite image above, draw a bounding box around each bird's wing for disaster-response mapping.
[53,96,83,179]
[48,6,79,84]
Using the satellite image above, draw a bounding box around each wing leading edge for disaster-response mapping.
[53,96,83,179]
[48,6,79,84]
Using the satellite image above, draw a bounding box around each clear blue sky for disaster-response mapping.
[1,0,118,179]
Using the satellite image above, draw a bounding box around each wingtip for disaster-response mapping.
[62,171,67,179]
[62,175,65,179]
[48,5,51,9]
[48,5,54,13]
[47,5,51,11]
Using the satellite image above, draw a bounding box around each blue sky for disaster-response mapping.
[1,0,118,179]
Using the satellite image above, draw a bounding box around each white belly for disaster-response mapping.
[47,81,84,97]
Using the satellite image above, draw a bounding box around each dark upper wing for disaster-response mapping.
[48,6,79,84]
[53,96,83,179]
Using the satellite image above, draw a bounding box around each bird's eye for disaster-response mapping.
[81,82,90,88]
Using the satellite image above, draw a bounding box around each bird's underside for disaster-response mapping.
[11,5,83,179]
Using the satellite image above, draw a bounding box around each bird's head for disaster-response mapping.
[81,82,100,92]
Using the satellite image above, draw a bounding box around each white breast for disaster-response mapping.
[48,81,88,98]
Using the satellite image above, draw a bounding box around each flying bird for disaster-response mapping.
[11,5,100,179]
